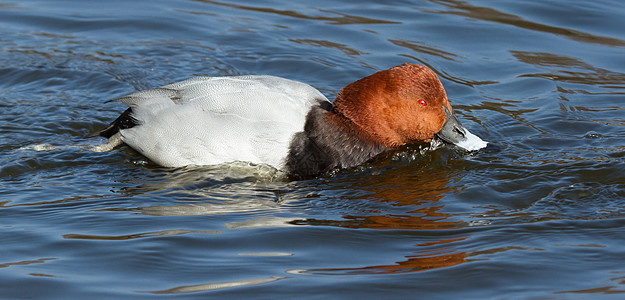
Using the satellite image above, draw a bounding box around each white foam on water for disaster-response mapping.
[455,129,488,151]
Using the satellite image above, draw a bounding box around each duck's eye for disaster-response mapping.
[418,99,427,106]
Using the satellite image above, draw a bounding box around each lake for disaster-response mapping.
[2,0,625,298]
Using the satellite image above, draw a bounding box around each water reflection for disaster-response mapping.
[289,253,466,275]
[289,235,467,275]
[285,153,471,274]
[145,276,287,294]
[292,149,465,230]
[106,162,290,216]
[63,229,221,240]
[389,39,460,62]
[116,148,472,274]
[430,0,625,46]
[118,162,286,195]
[512,51,625,86]
[192,0,400,25]
[0,257,56,268]
[555,271,625,295]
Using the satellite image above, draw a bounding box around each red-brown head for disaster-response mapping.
[333,63,453,147]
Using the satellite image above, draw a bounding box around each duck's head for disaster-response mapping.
[333,63,487,151]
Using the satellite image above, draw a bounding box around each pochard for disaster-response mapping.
[91,63,487,178]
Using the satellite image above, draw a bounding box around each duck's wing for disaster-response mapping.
[92,75,326,135]
[111,75,329,168]
[89,87,178,139]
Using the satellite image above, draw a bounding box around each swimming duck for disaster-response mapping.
[92,63,486,178]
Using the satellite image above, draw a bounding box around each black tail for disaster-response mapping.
[88,107,138,138]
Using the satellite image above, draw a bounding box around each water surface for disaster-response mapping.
[2,0,625,298]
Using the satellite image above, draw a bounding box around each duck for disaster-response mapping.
[91,63,487,179]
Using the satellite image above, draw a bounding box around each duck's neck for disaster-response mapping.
[285,102,387,179]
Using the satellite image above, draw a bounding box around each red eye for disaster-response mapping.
[418,99,427,106]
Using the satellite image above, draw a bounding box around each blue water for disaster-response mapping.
[2,0,625,298]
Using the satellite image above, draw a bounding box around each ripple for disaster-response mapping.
[193,0,400,25]
[0,257,56,268]
[431,0,625,47]
[63,229,221,240]
[144,276,287,294]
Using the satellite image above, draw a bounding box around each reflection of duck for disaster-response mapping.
[288,243,467,275]
[289,159,468,274]
[121,151,470,274]
[92,64,486,178]
[295,156,463,229]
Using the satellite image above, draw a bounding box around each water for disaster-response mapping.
[2,0,625,298]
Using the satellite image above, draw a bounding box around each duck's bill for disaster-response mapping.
[435,106,488,151]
